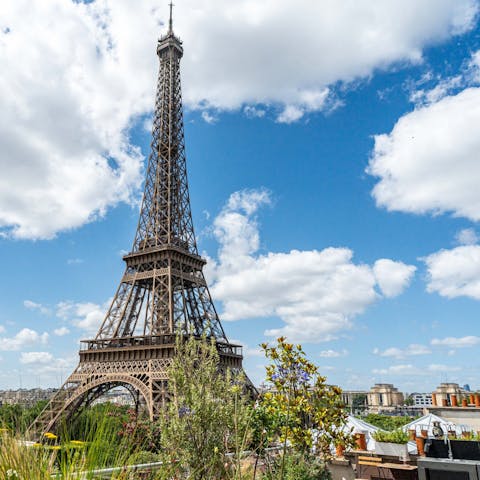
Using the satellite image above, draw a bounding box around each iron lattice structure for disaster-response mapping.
[28,13,244,439]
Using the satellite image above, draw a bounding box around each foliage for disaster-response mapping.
[0,418,138,479]
[262,451,332,480]
[119,408,162,453]
[0,337,356,479]
[372,429,410,444]
[363,414,418,431]
[0,401,48,433]
[351,393,367,410]
[156,335,252,480]
[260,337,353,479]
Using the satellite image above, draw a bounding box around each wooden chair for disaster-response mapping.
[356,454,383,479]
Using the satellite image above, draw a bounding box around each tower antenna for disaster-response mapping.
[169,1,174,33]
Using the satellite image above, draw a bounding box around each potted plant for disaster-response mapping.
[373,429,410,459]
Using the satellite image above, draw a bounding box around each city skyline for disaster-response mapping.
[1,0,480,391]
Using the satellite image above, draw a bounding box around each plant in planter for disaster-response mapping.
[373,429,410,458]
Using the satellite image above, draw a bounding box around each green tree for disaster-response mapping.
[156,335,252,480]
[352,393,367,411]
[260,337,353,479]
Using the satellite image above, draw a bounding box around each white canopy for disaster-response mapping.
[344,414,381,451]
[401,413,473,437]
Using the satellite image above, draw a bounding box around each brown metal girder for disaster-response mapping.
[124,245,205,268]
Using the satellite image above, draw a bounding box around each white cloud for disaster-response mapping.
[0,328,49,351]
[368,87,480,221]
[243,346,264,358]
[23,300,50,315]
[0,0,477,239]
[277,105,308,124]
[244,106,265,119]
[373,343,431,359]
[201,111,218,124]
[174,0,477,114]
[53,327,70,337]
[410,75,464,106]
[208,189,415,343]
[456,228,478,246]
[143,116,153,133]
[319,349,348,358]
[424,245,480,299]
[431,336,480,348]
[19,352,75,379]
[470,50,480,82]
[408,49,480,106]
[67,258,84,265]
[373,363,460,376]
[0,0,149,239]
[0,325,5,334]
[56,300,108,334]
[20,351,54,365]
[373,259,416,298]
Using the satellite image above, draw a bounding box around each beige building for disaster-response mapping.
[432,383,468,406]
[367,383,404,412]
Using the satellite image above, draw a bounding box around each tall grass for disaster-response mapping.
[0,404,158,479]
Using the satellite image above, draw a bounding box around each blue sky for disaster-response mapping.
[1,0,480,393]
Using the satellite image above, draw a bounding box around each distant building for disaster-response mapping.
[93,387,135,406]
[341,390,368,412]
[0,388,57,407]
[409,392,433,407]
[367,383,404,412]
[429,383,480,430]
[432,383,467,407]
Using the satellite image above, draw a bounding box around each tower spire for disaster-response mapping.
[169,1,174,33]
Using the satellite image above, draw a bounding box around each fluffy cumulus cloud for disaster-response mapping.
[20,351,54,365]
[0,328,49,351]
[0,0,150,239]
[56,300,108,334]
[19,351,75,379]
[373,343,431,359]
[0,0,477,239]
[207,189,415,343]
[368,86,480,221]
[53,327,71,337]
[373,259,416,298]
[174,0,477,118]
[424,245,480,299]
[456,228,479,246]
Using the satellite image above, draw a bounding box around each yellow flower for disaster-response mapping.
[230,385,241,394]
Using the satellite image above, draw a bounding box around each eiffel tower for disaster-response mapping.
[28,5,244,439]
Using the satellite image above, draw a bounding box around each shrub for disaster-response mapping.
[262,452,332,480]
[373,429,410,444]
[155,335,252,480]
[363,414,417,431]
[260,337,353,479]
